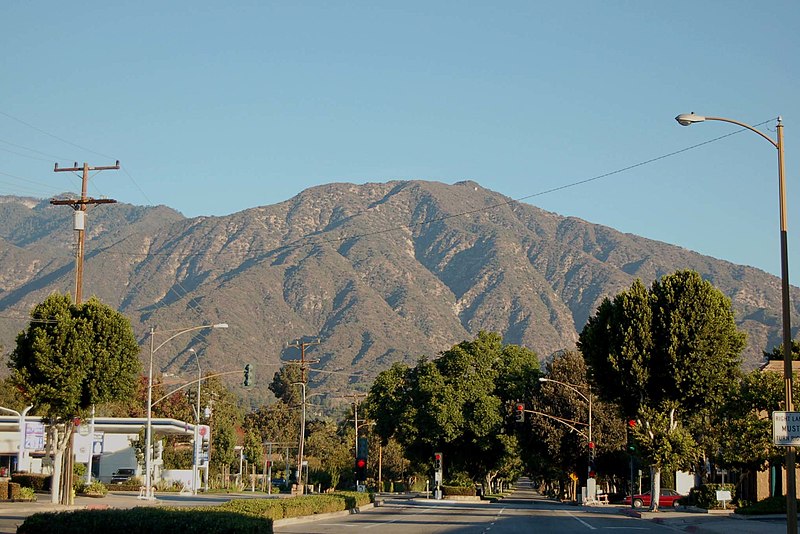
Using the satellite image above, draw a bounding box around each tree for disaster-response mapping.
[579,271,746,510]
[9,294,141,504]
[367,331,539,487]
[527,351,626,499]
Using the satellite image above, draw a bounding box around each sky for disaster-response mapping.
[1,1,798,281]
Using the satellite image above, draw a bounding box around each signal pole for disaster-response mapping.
[51,161,120,304]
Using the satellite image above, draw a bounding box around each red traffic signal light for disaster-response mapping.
[515,403,525,423]
[356,458,366,469]
[627,419,636,428]
[588,441,595,449]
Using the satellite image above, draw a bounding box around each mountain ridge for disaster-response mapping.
[0,181,793,405]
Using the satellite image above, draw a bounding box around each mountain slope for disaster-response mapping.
[0,182,794,405]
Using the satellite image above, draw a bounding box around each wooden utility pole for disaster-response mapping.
[286,338,321,383]
[50,160,118,506]
[51,161,120,304]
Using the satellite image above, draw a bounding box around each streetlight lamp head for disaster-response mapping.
[213,323,228,329]
[538,377,547,382]
[675,113,706,126]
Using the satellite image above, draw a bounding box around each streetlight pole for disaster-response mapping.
[189,348,202,495]
[144,323,228,501]
[292,381,307,494]
[675,113,794,533]
[538,377,593,472]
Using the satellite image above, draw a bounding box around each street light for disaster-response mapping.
[538,377,593,474]
[189,348,202,495]
[144,323,228,500]
[675,113,794,533]
[291,381,307,494]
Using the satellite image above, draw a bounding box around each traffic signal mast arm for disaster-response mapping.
[527,408,590,440]
[151,368,254,408]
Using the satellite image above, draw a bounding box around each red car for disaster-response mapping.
[623,488,684,508]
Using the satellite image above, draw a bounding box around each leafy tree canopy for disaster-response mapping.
[366,331,539,484]
[9,294,141,420]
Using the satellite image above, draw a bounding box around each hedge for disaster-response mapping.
[442,485,476,496]
[218,491,373,520]
[11,473,50,491]
[17,507,271,534]
[18,491,374,533]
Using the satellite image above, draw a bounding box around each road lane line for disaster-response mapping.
[565,511,597,530]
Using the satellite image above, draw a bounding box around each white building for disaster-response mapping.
[0,414,202,485]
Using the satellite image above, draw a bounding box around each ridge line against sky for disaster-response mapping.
[0,1,797,280]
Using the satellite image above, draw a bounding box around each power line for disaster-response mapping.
[0,110,117,160]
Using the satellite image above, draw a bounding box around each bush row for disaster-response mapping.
[18,507,271,534]
[17,490,374,533]
[442,485,476,496]
[218,491,373,520]
[0,481,23,501]
[11,473,50,491]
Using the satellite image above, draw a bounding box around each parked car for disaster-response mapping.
[270,478,286,488]
[110,468,136,484]
[623,488,684,508]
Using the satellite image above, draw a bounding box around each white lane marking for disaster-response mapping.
[565,511,597,530]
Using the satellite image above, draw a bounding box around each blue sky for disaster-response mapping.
[1,1,798,280]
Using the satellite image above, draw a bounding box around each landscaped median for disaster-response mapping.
[16,491,374,533]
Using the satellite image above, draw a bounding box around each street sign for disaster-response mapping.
[773,411,800,446]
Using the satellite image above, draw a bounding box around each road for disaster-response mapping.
[1,480,793,533]
[275,479,678,534]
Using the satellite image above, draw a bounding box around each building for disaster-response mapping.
[0,414,203,485]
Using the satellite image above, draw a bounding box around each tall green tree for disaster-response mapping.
[367,331,539,488]
[527,351,626,498]
[579,270,745,510]
[9,294,141,504]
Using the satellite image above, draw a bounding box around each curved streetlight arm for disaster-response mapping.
[528,409,589,440]
[675,114,779,149]
[152,323,228,355]
[538,377,590,404]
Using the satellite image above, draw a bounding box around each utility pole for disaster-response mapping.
[285,338,321,382]
[51,161,120,304]
[50,161,118,506]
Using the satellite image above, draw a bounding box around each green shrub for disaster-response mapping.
[684,484,734,509]
[17,507,271,534]
[11,473,50,491]
[19,487,37,501]
[735,495,800,515]
[442,485,476,496]
[218,498,285,520]
[76,481,108,496]
[0,480,7,501]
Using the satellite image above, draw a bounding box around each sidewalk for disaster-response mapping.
[618,507,793,533]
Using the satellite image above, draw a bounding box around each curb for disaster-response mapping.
[272,502,374,527]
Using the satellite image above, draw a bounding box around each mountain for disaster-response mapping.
[0,182,794,406]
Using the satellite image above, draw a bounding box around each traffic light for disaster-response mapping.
[433,452,442,472]
[626,419,637,453]
[515,403,525,423]
[355,437,368,481]
[355,457,367,481]
[357,437,368,461]
[588,460,597,479]
[588,441,595,459]
[243,364,253,387]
